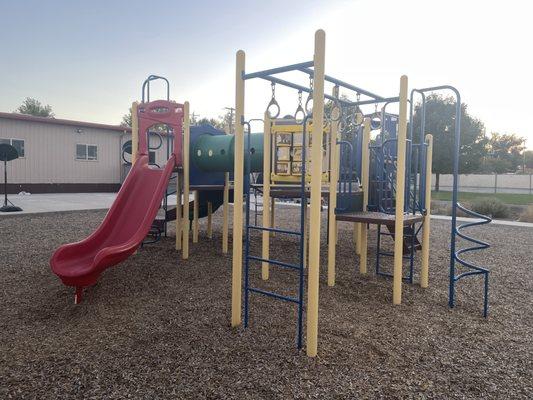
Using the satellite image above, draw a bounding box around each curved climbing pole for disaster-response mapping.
[450,203,492,317]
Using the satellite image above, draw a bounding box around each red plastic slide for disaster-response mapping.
[50,154,175,302]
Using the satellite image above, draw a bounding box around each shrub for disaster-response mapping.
[519,205,533,223]
[469,197,509,219]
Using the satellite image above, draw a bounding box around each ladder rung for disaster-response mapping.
[376,271,413,282]
[247,225,301,236]
[247,255,301,271]
[378,251,412,259]
[248,287,299,304]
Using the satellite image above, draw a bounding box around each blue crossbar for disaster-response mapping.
[243,61,314,80]
[248,287,299,304]
[299,67,385,100]
[247,225,301,236]
[259,76,351,105]
[247,255,300,271]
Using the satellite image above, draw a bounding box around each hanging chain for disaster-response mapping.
[271,82,276,99]
[309,76,314,92]
[298,90,303,106]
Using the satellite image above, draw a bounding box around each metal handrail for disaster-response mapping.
[451,203,491,317]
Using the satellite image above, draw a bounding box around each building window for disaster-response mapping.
[149,151,156,164]
[0,138,25,157]
[76,144,98,161]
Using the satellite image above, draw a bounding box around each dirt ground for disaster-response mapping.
[1,207,532,399]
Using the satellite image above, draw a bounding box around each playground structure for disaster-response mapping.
[49,29,492,357]
[231,29,491,357]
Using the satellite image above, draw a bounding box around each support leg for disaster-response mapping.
[182,102,190,259]
[360,223,368,274]
[175,172,182,251]
[207,201,213,239]
[74,286,83,304]
[222,173,229,253]
[193,190,199,243]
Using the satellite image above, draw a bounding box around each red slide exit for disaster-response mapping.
[51,99,184,303]
[50,155,175,302]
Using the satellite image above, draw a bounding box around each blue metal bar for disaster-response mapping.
[298,67,385,100]
[247,225,301,236]
[243,61,314,80]
[348,96,400,106]
[259,76,350,105]
[248,287,299,304]
[378,251,412,260]
[376,271,414,282]
[412,83,491,317]
[247,255,301,271]
[242,115,308,349]
[296,115,309,349]
[243,120,252,328]
[376,224,382,275]
[141,75,170,103]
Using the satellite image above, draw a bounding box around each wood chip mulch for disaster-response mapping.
[1,207,532,399]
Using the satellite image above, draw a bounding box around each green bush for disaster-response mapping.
[469,197,509,219]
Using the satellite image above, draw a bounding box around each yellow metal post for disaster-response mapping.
[231,50,245,327]
[421,134,433,288]
[131,102,139,164]
[327,86,340,286]
[207,201,213,239]
[175,172,182,250]
[307,29,325,358]
[393,75,408,305]
[261,113,271,280]
[354,223,361,255]
[359,118,371,274]
[193,190,199,243]
[182,101,190,259]
[303,202,308,268]
[222,172,229,253]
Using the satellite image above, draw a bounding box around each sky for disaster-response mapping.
[1,0,532,148]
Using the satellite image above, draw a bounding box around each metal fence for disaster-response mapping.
[432,174,533,194]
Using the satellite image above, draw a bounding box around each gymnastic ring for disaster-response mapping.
[266,98,280,119]
[351,106,364,126]
[305,94,313,115]
[329,100,342,122]
[294,104,306,123]
[370,112,382,130]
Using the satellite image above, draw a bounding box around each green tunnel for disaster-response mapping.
[191,133,264,173]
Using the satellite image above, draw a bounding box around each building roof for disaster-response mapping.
[0,111,132,133]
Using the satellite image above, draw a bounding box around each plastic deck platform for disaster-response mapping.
[335,211,423,227]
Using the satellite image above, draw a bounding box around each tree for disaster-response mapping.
[525,150,533,170]
[196,117,224,130]
[482,132,526,173]
[121,108,132,127]
[16,98,54,117]
[195,109,235,133]
[411,94,487,191]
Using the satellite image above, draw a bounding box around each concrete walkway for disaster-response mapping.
[0,193,117,215]
[2,193,533,228]
[0,193,185,216]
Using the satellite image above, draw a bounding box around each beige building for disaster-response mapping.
[0,112,168,193]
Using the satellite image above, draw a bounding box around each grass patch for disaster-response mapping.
[432,191,533,205]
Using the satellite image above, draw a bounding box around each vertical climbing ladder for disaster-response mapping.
[243,118,309,349]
